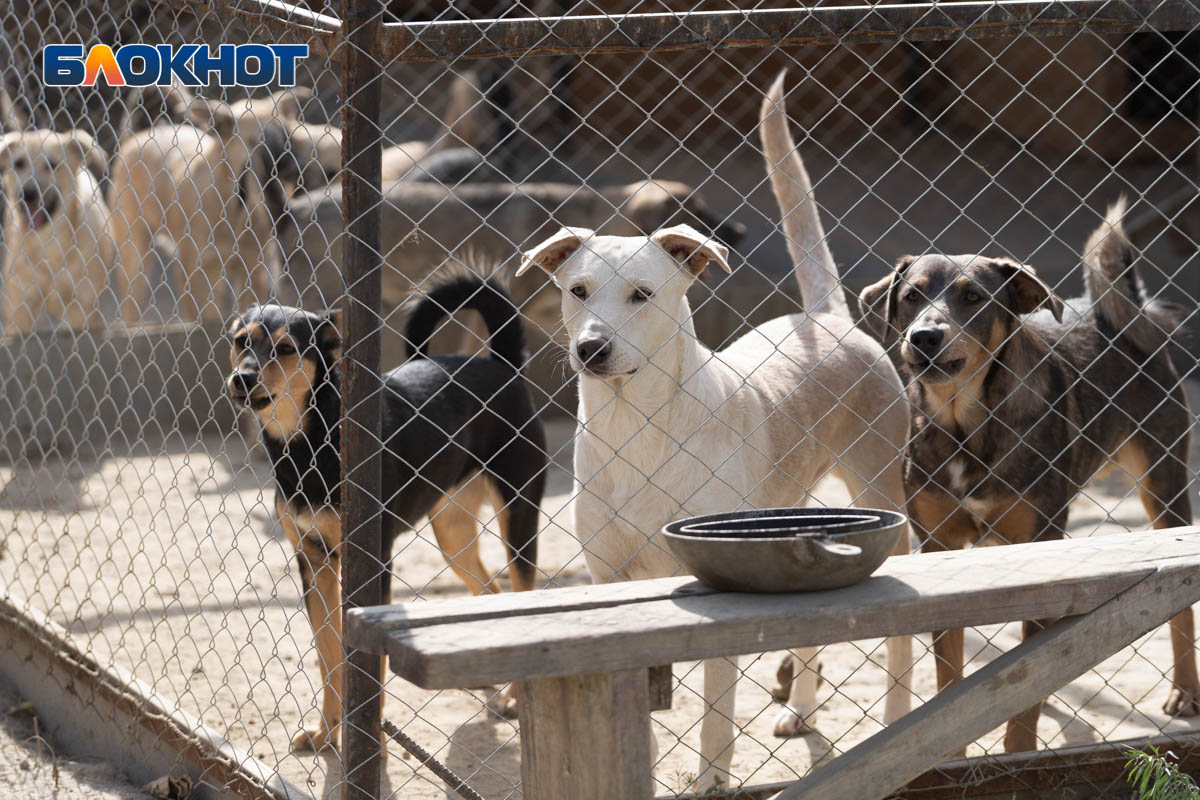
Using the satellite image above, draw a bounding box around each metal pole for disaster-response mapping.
[378,0,1200,62]
[339,0,383,797]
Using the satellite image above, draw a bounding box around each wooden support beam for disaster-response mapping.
[771,560,1200,800]
[519,668,653,800]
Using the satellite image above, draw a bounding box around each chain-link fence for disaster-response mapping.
[1,0,1200,798]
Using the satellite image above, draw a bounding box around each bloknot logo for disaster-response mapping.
[42,43,308,87]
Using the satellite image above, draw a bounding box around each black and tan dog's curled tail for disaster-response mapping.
[1084,197,1184,354]
[404,273,526,369]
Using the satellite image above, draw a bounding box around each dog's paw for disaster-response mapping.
[770,656,823,704]
[291,725,333,752]
[691,768,733,796]
[772,704,816,738]
[1164,684,1200,717]
[770,654,794,703]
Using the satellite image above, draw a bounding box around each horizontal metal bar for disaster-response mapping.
[380,0,1200,62]
[170,0,339,58]
[178,0,1200,63]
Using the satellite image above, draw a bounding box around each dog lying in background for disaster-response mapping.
[108,91,299,324]
[0,130,115,336]
[226,273,547,750]
[859,198,1200,752]
[515,72,911,789]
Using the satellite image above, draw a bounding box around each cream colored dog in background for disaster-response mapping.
[518,72,914,789]
[0,130,115,336]
[108,92,294,325]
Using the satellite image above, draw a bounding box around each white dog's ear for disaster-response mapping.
[0,132,21,168]
[651,224,731,278]
[518,227,592,276]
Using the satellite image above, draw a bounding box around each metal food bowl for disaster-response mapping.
[662,507,907,593]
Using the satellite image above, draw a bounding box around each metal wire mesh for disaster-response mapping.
[0,1,1199,798]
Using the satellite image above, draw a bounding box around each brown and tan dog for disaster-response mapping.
[860,199,1200,752]
[0,130,114,336]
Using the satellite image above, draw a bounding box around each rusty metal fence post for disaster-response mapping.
[340,0,384,798]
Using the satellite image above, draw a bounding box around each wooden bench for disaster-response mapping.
[345,527,1200,800]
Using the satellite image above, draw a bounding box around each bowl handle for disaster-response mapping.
[795,535,863,562]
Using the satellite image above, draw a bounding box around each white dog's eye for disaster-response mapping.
[632,287,653,302]
[904,289,920,303]
[570,285,587,300]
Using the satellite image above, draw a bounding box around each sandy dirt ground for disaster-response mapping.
[0,679,148,799]
[0,391,1199,799]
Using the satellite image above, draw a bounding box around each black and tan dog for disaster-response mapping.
[226,274,547,751]
[860,198,1200,752]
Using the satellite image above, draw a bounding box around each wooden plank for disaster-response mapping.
[0,592,311,800]
[655,728,1200,799]
[345,577,703,653]
[772,561,1200,800]
[350,528,1197,652]
[382,530,1200,688]
[519,668,652,800]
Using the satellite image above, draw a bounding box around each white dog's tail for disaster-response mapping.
[760,71,849,318]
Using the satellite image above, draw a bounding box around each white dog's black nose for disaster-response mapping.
[575,336,612,365]
[908,327,944,355]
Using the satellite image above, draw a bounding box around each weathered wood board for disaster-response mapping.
[354,529,1200,689]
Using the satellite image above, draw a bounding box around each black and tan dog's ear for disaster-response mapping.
[990,258,1064,322]
[651,224,732,278]
[316,308,342,350]
[859,255,915,343]
[518,226,592,277]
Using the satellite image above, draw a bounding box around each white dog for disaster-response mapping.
[0,130,115,336]
[518,73,913,788]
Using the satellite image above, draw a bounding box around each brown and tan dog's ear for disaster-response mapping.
[989,257,1064,322]
[651,223,731,278]
[859,255,915,343]
[518,226,593,277]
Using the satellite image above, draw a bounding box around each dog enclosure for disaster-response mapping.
[2,0,1200,798]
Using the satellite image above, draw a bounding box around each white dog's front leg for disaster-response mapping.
[883,634,914,723]
[694,656,738,793]
[773,647,820,738]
